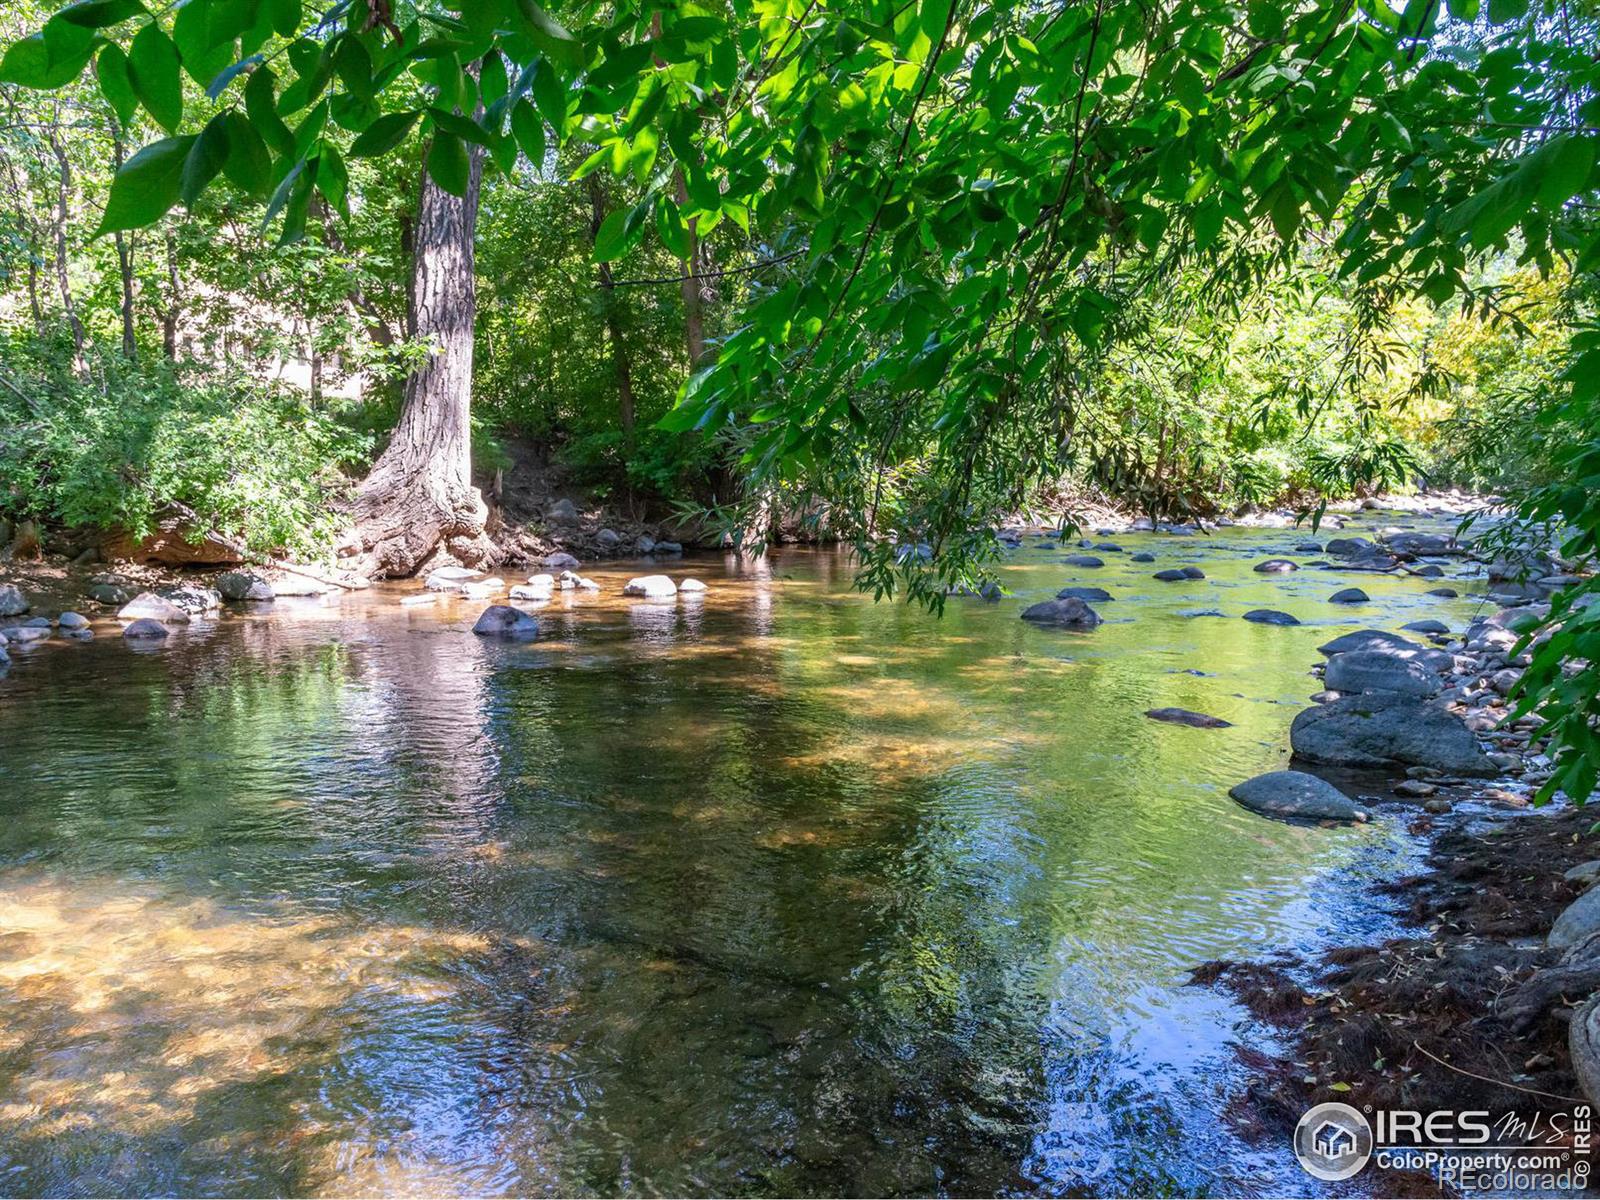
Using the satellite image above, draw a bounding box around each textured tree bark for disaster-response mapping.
[46,129,85,371]
[588,177,637,443]
[111,129,136,358]
[674,169,709,368]
[345,146,492,577]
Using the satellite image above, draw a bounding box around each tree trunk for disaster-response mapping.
[674,170,708,369]
[588,177,637,444]
[160,229,180,359]
[46,129,86,371]
[345,146,491,577]
[111,129,136,358]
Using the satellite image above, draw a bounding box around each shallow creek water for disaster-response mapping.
[0,514,1495,1196]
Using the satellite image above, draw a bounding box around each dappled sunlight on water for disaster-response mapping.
[0,513,1487,1194]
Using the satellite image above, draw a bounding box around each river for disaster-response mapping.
[0,512,1487,1195]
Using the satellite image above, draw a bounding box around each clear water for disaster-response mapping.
[0,516,1488,1196]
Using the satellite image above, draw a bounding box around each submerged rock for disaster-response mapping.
[1426,587,1459,598]
[1254,559,1299,573]
[1229,771,1368,823]
[1145,707,1232,728]
[1329,587,1370,604]
[1056,586,1112,602]
[1388,531,1458,556]
[623,574,678,599]
[1325,537,1374,558]
[1153,568,1192,582]
[1181,566,1206,579]
[1063,554,1104,568]
[1290,692,1493,775]
[1019,597,1102,628]
[471,605,539,640]
[1243,609,1300,625]
[1131,552,1156,563]
[121,618,169,640]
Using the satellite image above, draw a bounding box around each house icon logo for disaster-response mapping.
[1294,1101,1374,1181]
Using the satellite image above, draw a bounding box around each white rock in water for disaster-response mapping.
[57,611,89,629]
[524,573,555,590]
[461,578,504,599]
[680,578,707,593]
[509,584,551,601]
[117,592,190,624]
[623,575,677,598]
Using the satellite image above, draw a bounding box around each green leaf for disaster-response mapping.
[426,131,470,197]
[529,57,567,132]
[173,0,233,85]
[265,0,300,38]
[428,105,492,146]
[262,156,305,225]
[513,0,583,67]
[0,26,100,89]
[594,201,647,261]
[57,0,146,28]
[245,65,294,155]
[1487,0,1528,20]
[128,21,183,131]
[96,43,140,125]
[181,114,230,205]
[315,144,348,213]
[221,110,272,195]
[509,98,544,164]
[349,109,420,156]
[1535,135,1597,208]
[97,134,194,232]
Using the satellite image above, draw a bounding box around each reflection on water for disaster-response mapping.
[0,519,1481,1195]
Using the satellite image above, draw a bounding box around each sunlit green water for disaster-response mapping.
[0,515,1488,1196]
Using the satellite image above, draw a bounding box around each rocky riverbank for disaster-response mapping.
[1174,523,1598,1196]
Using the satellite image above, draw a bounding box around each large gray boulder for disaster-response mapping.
[1323,650,1441,697]
[543,552,581,570]
[1290,693,1494,775]
[86,581,134,605]
[1550,888,1600,950]
[596,528,622,550]
[623,574,678,599]
[217,570,275,602]
[1020,596,1101,628]
[1317,629,1422,658]
[1229,771,1368,822]
[471,605,540,640]
[0,584,28,617]
[117,592,190,624]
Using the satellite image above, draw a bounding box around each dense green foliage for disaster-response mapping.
[0,0,1595,795]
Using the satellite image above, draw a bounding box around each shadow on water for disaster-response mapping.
[0,516,1473,1195]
